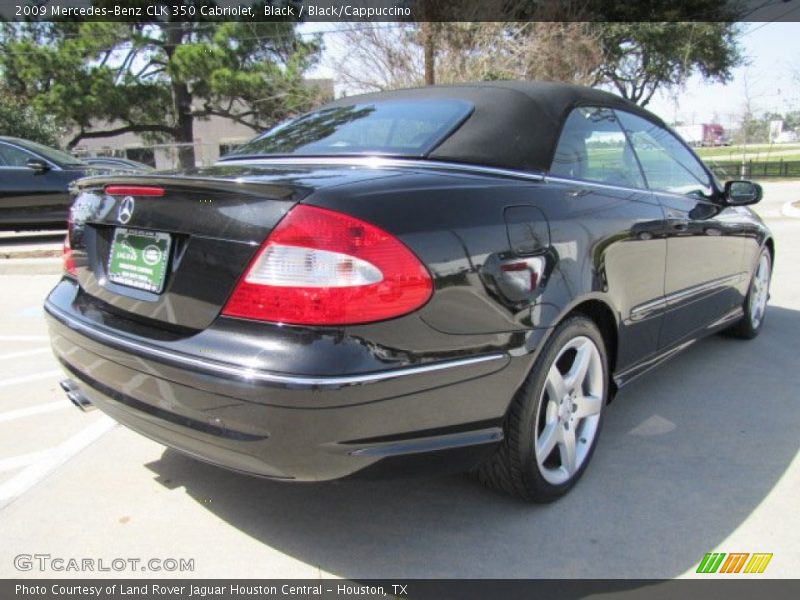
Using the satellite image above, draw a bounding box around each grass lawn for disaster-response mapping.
[695,144,800,162]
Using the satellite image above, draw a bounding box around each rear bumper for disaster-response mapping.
[45,292,534,481]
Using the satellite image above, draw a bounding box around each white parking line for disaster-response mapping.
[0,347,51,361]
[0,335,49,342]
[0,400,69,424]
[0,450,51,474]
[0,417,115,509]
[0,369,62,390]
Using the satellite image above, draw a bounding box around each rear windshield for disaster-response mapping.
[223,100,473,159]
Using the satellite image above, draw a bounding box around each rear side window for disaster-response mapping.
[615,110,713,197]
[225,100,473,159]
[550,107,645,189]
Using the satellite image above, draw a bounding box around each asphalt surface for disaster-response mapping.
[0,182,798,579]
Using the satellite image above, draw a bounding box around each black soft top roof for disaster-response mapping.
[326,81,662,172]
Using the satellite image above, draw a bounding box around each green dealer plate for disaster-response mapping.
[107,228,172,294]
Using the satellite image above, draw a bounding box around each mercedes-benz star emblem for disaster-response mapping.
[117,196,135,224]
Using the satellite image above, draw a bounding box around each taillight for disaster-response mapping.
[222,205,433,325]
[105,185,164,196]
[62,232,76,277]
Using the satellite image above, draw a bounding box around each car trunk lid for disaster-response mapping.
[67,163,398,331]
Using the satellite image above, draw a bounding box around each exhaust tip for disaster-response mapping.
[61,379,95,412]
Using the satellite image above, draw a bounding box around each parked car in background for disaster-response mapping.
[83,157,155,173]
[0,137,111,230]
[46,82,772,502]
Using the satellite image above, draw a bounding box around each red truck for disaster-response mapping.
[675,123,730,147]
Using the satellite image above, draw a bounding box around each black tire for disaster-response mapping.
[474,315,609,502]
[728,247,771,340]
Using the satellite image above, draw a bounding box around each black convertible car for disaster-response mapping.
[0,137,110,229]
[45,82,772,502]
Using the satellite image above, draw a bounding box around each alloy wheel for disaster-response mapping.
[750,253,771,329]
[534,336,604,485]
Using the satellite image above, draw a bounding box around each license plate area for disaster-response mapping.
[107,228,172,294]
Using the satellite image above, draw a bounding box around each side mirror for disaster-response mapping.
[724,180,762,206]
[25,158,50,173]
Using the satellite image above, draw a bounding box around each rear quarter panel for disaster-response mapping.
[303,170,667,375]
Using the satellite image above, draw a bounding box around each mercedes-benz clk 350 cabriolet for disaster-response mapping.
[45,82,773,502]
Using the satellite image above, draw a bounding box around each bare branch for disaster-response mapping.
[68,123,177,148]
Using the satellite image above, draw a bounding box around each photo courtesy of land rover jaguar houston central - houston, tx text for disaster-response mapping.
[44,81,773,502]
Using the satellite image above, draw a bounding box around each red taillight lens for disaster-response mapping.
[104,185,164,196]
[222,205,433,325]
[62,233,76,276]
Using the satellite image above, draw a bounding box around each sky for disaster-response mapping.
[303,21,800,128]
[647,21,800,126]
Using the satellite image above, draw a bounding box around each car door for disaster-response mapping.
[548,107,667,371]
[0,141,73,227]
[615,111,745,349]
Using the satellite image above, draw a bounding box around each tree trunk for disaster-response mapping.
[172,80,195,169]
[422,23,435,85]
[164,23,195,169]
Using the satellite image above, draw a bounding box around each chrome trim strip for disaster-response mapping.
[628,298,667,321]
[44,302,507,388]
[546,175,721,204]
[615,305,743,388]
[661,273,744,307]
[215,156,546,182]
[544,175,650,195]
[613,339,696,388]
[629,273,744,320]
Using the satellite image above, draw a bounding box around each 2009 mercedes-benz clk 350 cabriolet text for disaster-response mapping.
[45,82,773,502]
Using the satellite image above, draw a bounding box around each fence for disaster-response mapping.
[708,160,800,179]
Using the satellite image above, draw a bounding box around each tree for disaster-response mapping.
[736,72,767,145]
[590,22,744,106]
[333,0,745,105]
[332,22,602,94]
[0,88,61,147]
[434,23,602,85]
[0,3,323,167]
[332,19,742,107]
[331,25,423,93]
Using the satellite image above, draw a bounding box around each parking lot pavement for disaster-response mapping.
[0,184,798,580]
[0,275,113,494]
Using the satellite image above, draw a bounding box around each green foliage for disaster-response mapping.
[593,22,743,106]
[730,111,800,145]
[0,88,61,147]
[590,21,743,106]
[0,6,322,166]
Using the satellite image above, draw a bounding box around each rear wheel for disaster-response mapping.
[728,248,771,339]
[474,315,608,502]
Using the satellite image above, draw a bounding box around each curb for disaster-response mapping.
[0,250,61,260]
[0,258,63,275]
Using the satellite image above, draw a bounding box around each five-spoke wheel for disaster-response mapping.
[535,336,604,485]
[729,247,771,339]
[475,315,609,502]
